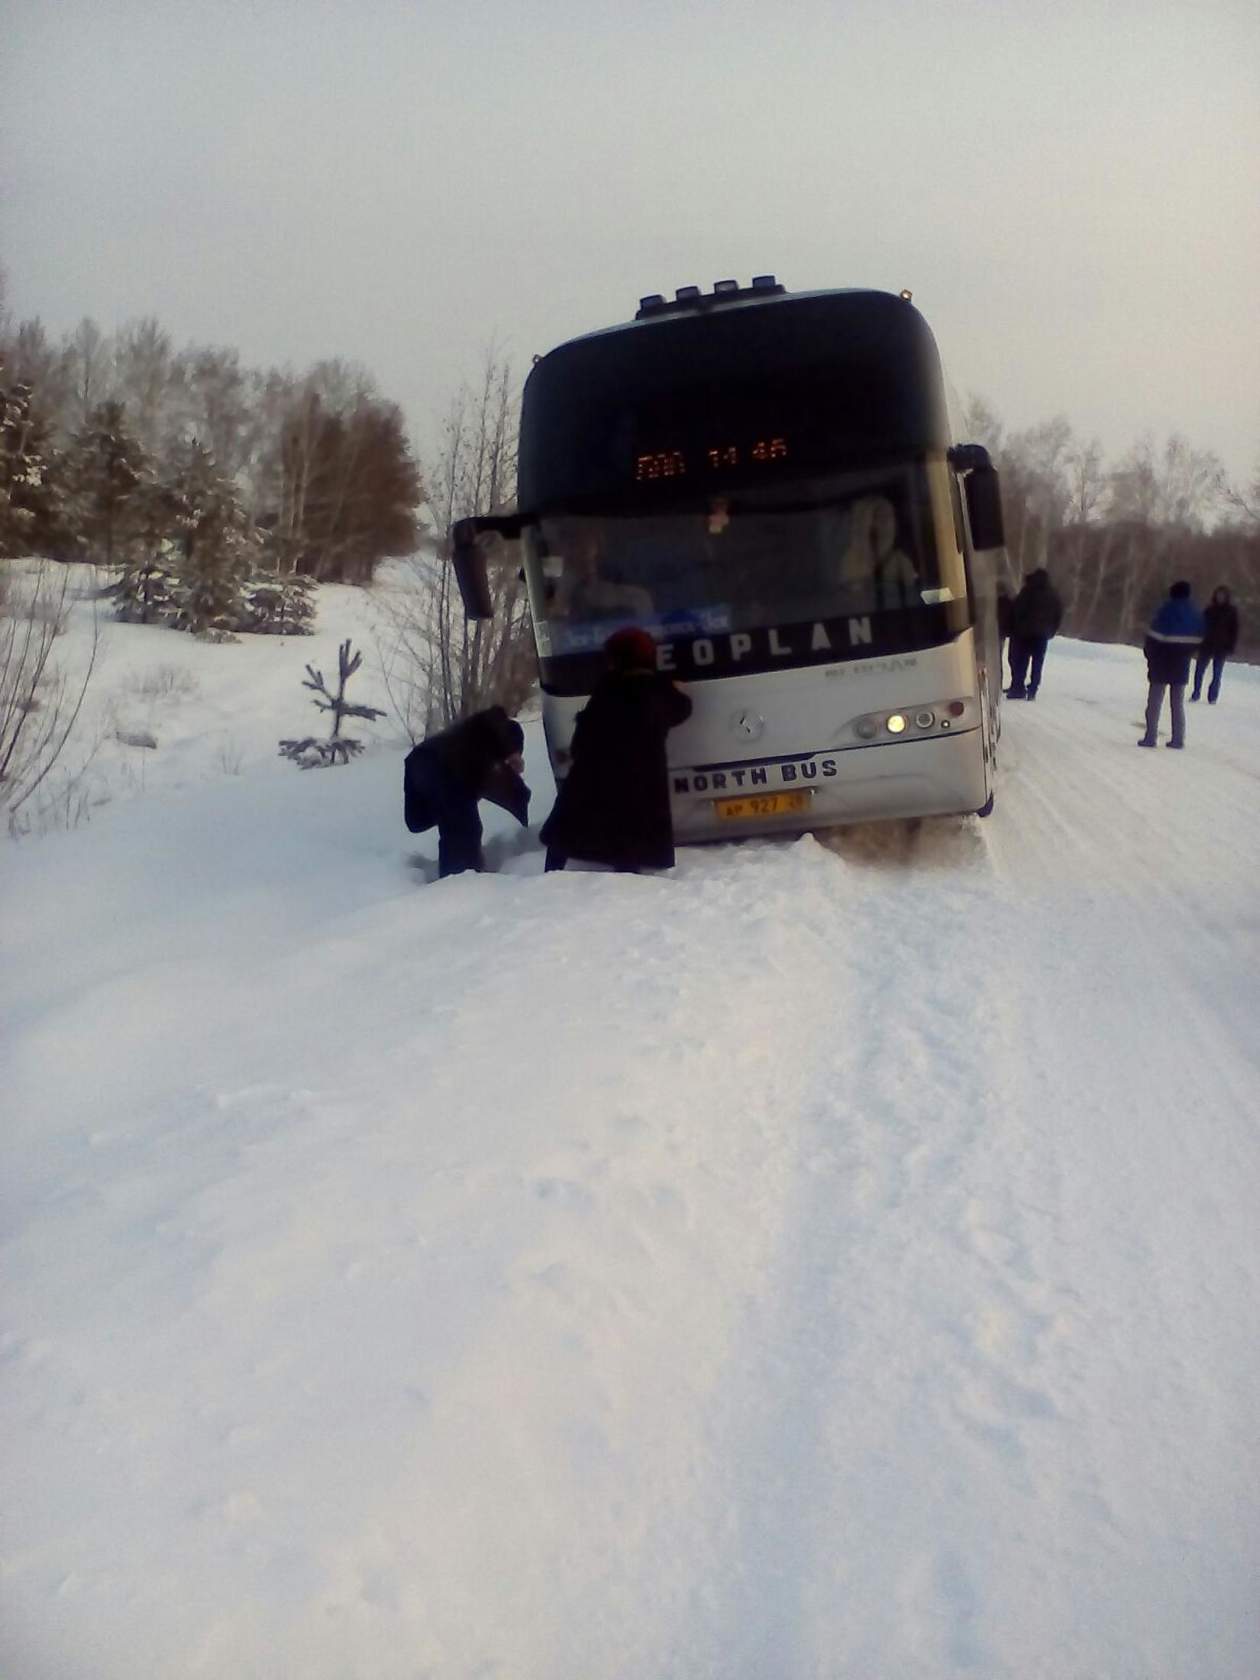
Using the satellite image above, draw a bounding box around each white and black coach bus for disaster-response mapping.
[453,279,1007,839]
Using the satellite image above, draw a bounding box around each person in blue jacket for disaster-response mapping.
[1138,581,1206,750]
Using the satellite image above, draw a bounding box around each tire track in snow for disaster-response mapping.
[382,842,882,1676]
[658,821,1054,1677]
[958,700,1260,1675]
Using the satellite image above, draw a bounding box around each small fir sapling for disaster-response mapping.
[244,571,315,635]
[114,538,179,625]
[278,638,385,767]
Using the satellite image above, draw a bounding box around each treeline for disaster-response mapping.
[0,309,423,634]
[966,403,1260,659]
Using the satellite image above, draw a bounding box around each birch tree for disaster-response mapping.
[378,350,533,738]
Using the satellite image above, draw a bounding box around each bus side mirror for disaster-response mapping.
[451,520,494,619]
[963,464,1005,551]
[450,513,527,620]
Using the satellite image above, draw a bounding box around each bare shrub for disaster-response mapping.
[1,560,101,833]
[5,765,97,838]
[375,351,534,742]
[121,662,198,701]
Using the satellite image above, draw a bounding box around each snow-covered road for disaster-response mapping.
[3,626,1258,1678]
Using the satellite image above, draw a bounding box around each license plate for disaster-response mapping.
[714,790,813,821]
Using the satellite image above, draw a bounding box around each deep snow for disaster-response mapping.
[2,573,1259,1679]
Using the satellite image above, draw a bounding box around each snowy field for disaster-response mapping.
[3,571,1259,1679]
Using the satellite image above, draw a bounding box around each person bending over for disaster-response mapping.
[404,707,529,878]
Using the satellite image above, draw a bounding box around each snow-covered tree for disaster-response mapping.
[2,319,75,432]
[160,439,255,638]
[65,400,148,567]
[0,366,66,558]
[243,570,316,635]
[113,537,180,626]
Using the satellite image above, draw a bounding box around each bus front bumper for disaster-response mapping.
[670,728,990,841]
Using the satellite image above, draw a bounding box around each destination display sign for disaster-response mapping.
[633,435,790,483]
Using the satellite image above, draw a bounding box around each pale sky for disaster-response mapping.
[3,0,1259,488]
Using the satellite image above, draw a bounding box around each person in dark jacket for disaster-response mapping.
[1005,568,1064,699]
[541,627,692,873]
[1191,585,1240,704]
[1138,581,1205,750]
[404,706,529,877]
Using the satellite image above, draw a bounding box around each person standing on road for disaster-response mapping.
[541,627,692,874]
[1138,581,1205,751]
[1191,585,1240,705]
[1005,567,1064,700]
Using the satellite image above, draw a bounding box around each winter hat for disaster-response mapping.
[604,626,658,671]
[1170,580,1191,599]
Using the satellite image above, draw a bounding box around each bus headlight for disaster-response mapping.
[850,700,972,743]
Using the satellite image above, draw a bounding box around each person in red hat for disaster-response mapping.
[541,627,692,873]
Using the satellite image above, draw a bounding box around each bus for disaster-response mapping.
[453,279,1007,840]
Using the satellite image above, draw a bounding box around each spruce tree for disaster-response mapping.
[278,639,384,767]
[113,534,180,625]
[160,438,254,637]
[65,400,147,568]
[244,570,316,635]
[0,367,66,558]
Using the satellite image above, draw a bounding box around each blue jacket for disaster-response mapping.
[1144,596,1206,685]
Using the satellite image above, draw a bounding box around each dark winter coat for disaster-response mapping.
[404,707,528,834]
[1144,595,1206,686]
[996,591,1013,640]
[1200,592,1239,656]
[540,671,692,870]
[1009,570,1064,641]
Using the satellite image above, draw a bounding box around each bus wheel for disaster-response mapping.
[974,792,995,819]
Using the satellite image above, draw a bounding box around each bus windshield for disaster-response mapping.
[525,460,967,661]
